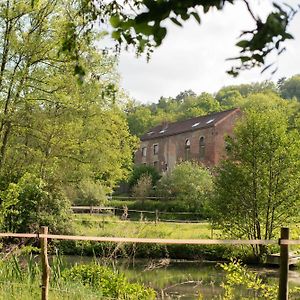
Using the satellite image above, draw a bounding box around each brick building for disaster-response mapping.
[135,108,241,172]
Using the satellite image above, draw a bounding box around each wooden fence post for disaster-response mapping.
[40,226,50,300]
[140,212,143,222]
[278,227,289,300]
[155,210,159,225]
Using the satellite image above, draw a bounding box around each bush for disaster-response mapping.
[0,173,71,233]
[72,179,109,206]
[128,165,161,191]
[156,161,213,213]
[132,174,152,201]
[62,264,156,300]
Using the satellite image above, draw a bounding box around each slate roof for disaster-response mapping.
[140,108,240,141]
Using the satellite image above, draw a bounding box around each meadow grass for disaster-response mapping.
[72,214,218,239]
[70,214,300,260]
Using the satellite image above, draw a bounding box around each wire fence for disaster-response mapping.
[71,206,205,223]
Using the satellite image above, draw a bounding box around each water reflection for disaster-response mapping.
[117,260,223,299]
[61,257,300,300]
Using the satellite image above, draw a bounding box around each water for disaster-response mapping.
[62,257,300,300]
[118,260,224,299]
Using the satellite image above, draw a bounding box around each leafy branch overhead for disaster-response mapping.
[54,0,299,76]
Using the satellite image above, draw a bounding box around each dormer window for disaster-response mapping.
[185,139,191,160]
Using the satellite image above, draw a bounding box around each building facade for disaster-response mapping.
[135,108,241,172]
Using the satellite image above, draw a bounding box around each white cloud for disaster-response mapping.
[117,1,300,103]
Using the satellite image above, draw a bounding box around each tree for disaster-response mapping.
[216,81,278,100]
[279,74,300,101]
[215,89,245,109]
[0,0,137,193]
[0,173,71,233]
[175,90,197,102]
[126,91,223,136]
[126,106,155,137]
[211,106,300,257]
[156,161,213,212]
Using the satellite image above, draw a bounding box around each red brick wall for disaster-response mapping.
[135,109,241,172]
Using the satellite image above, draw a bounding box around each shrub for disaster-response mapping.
[73,179,109,206]
[0,173,71,233]
[220,260,277,299]
[132,174,152,201]
[156,161,213,213]
[128,165,161,191]
[62,264,156,300]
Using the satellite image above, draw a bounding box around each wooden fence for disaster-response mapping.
[0,227,298,300]
[71,205,203,223]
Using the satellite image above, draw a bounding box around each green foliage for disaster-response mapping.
[0,253,156,300]
[126,105,156,137]
[156,161,213,213]
[71,180,109,206]
[220,259,300,299]
[215,81,277,109]
[62,263,156,300]
[279,74,300,101]
[220,260,277,299]
[0,0,137,200]
[110,199,202,216]
[132,174,153,201]
[0,173,71,233]
[128,165,161,190]
[126,91,222,136]
[211,104,300,257]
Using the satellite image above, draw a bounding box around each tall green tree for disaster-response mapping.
[0,0,137,191]
[211,106,300,257]
[279,74,300,101]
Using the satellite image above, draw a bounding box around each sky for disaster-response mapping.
[115,1,300,104]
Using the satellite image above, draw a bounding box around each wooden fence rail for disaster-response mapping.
[0,227,297,300]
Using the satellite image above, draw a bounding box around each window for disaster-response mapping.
[142,147,147,157]
[185,139,191,160]
[153,161,158,169]
[199,137,205,160]
[153,144,159,155]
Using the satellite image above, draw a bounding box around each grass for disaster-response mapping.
[69,214,300,261]
[0,281,106,300]
[0,253,155,300]
[72,214,218,239]
[0,254,107,300]
[65,214,239,260]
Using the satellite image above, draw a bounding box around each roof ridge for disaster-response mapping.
[148,108,238,129]
[141,108,239,141]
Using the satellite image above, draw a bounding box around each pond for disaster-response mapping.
[62,257,300,299]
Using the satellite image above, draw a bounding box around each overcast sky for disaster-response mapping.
[115,1,300,104]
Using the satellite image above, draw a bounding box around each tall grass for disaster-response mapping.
[0,247,155,300]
